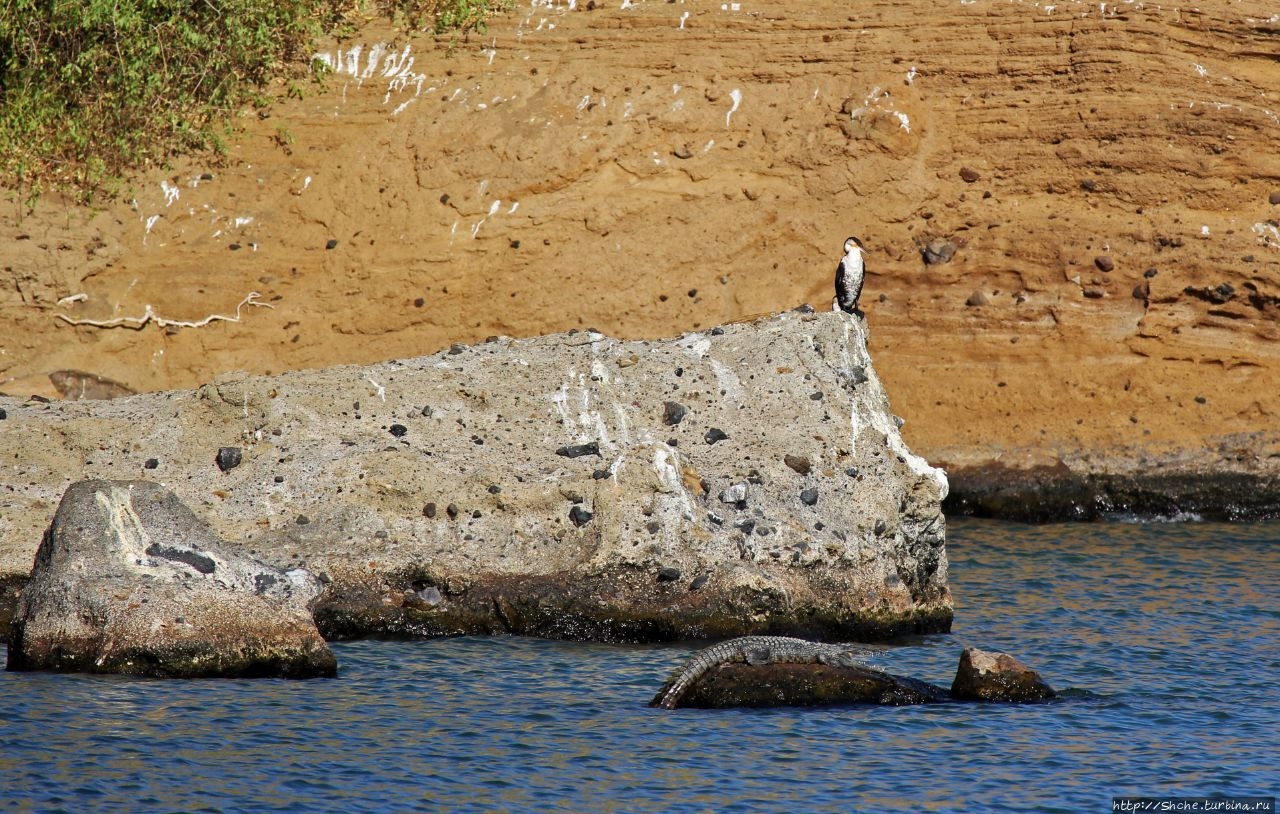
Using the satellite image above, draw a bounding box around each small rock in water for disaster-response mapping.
[950,647,1056,702]
[215,447,243,472]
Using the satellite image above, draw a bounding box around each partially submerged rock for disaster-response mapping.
[652,636,1056,709]
[950,647,1056,702]
[0,310,951,643]
[651,635,949,708]
[663,662,950,709]
[6,480,336,678]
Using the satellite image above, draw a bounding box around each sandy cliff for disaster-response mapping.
[3,0,1279,516]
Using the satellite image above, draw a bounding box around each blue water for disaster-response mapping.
[3,519,1277,813]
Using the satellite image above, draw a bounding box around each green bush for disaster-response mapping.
[0,0,510,201]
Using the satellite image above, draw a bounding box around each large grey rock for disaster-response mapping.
[0,310,951,642]
[7,480,336,677]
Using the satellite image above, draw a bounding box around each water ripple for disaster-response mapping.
[3,520,1278,811]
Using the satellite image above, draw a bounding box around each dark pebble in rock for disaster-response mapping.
[228,243,241,251]
[1195,395,1207,404]
[1094,255,1115,273]
[274,475,284,483]
[424,502,437,518]
[143,458,159,470]
[800,488,819,506]
[656,566,681,582]
[647,521,660,534]
[1080,179,1096,192]
[1270,191,1280,205]
[448,343,465,355]
[215,446,243,472]
[690,573,710,591]
[809,392,823,401]
[200,172,214,181]
[487,484,501,494]
[704,428,729,444]
[446,503,459,520]
[784,454,811,475]
[710,327,724,336]
[1132,282,1150,300]
[922,239,956,265]
[874,519,888,535]
[556,441,601,458]
[673,144,693,159]
[667,438,679,447]
[959,166,981,182]
[296,514,310,525]
[0,408,6,419]
[472,510,482,519]
[847,467,860,477]
[510,240,520,249]
[389,424,408,437]
[1144,267,1159,278]
[662,401,687,426]
[592,469,609,480]
[965,291,989,307]
[794,303,815,314]
[1083,288,1105,299]
[569,506,594,527]
[325,239,338,250]
[1214,282,1235,301]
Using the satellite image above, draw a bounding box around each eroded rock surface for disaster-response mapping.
[0,311,951,643]
[7,480,335,677]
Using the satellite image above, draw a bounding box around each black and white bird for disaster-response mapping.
[833,236,866,317]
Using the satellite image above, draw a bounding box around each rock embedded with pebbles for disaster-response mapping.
[0,311,951,643]
[6,480,335,678]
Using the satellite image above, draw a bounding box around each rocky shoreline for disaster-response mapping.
[944,459,1280,523]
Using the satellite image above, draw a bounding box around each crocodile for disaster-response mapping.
[652,635,877,710]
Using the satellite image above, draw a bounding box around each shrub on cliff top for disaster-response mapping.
[0,0,509,203]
